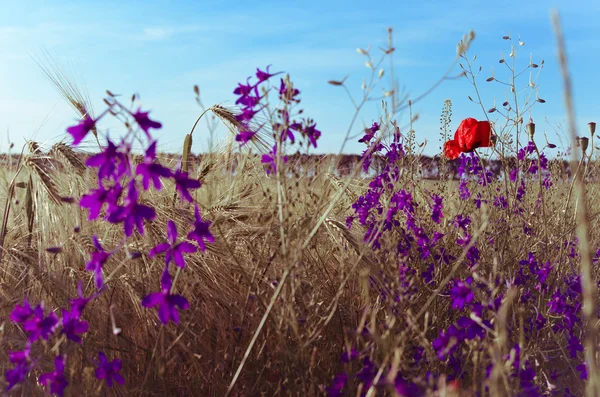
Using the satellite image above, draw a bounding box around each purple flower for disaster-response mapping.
[452,215,471,231]
[450,280,474,310]
[10,298,34,323]
[577,361,588,380]
[278,78,300,103]
[433,325,460,360]
[340,348,359,363]
[394,375,423,397]
[542,175,553,190]
[131,108,162,138]
[233,78,255,97]
[136,141,172,190]
[358,122,380,144]
[261,144,284,175]
[106,180,156,237]
[235,129,257,145]
[172,169,202,203]
[256,65,282,83]
[61,307,89,343]
[70,280,99,316]
[66,113,98,146]
[275,110,300,144]
[94,352,125,388]
[86,138,130,182]
[474,193,486,209]
[493,195,508,209]
[519,252,537,274]
[23,304,58,342]
[39,355,68,396]
[80,183,123,221]
[5,361,29,392]
[430,194,444,224]
[150,220,197,269]
[458,180,470,200]
[567,333,584,358]
[187,205,214,251]
[141,274,189,325]
[233,78,260,107]
[535,261,553,288]
[86,236,111,289]
[326,373,347,397]
[5,345,31,391]
[235,106,261,123]
[303,121,321,149]
[8,347,30,365]
[517,142,533,161]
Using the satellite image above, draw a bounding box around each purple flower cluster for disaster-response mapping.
[232,66,322,177]
[5,94,215,394]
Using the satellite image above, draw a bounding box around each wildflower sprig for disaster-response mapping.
[4,93,213,394]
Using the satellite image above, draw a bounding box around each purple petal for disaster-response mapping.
[141,292,163,308]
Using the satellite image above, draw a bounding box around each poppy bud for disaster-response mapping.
[589,122,596,136]
[580,137,589,152]
[526,122,535,140]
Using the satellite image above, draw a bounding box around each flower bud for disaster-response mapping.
[589,122,596,136]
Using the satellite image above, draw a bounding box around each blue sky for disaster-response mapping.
[0,0,598,155]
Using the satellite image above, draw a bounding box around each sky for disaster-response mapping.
[0,0,598,156]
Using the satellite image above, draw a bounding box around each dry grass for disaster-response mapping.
[1,16,596,397]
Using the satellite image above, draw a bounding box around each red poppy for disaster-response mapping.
[443,118,494,160]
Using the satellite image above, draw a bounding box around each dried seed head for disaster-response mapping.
[589,122,596,136]
[526,122,535,140]
[580,137,589,152]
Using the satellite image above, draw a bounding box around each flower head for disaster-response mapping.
[450,280,474,310]
[172,169,202,203]
[66,114,97,146]
[444,118,494,160]
[23,304,58,342]
[150,220,197,269]
[106,180,156,237]
[256,65,282,83]
[94,352,125,388]
[187,205,214,251]
[80,183,123,221]
[5,362,30,392]
[235,129,257,146]
[86,236,111,289]
[61,307,89,343]
[141,274,189,325]
[10,298,34,323]
[136,141,172,190]
[86,138,131,182]
[39,355,68,396]
[132,108,162,138]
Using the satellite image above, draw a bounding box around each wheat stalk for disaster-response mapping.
[25,157,62,205]
[326,173,358,203]
[25,175,35,248]
[33,49,101,147]
[50,143,86,175]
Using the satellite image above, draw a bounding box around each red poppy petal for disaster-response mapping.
[455,118,479,151]
[476,121,492,147]
[444,140,462,160]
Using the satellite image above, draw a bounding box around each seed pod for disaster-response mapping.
[589,122,596,136]
[580,137,589,152]
[526,122,535,140]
